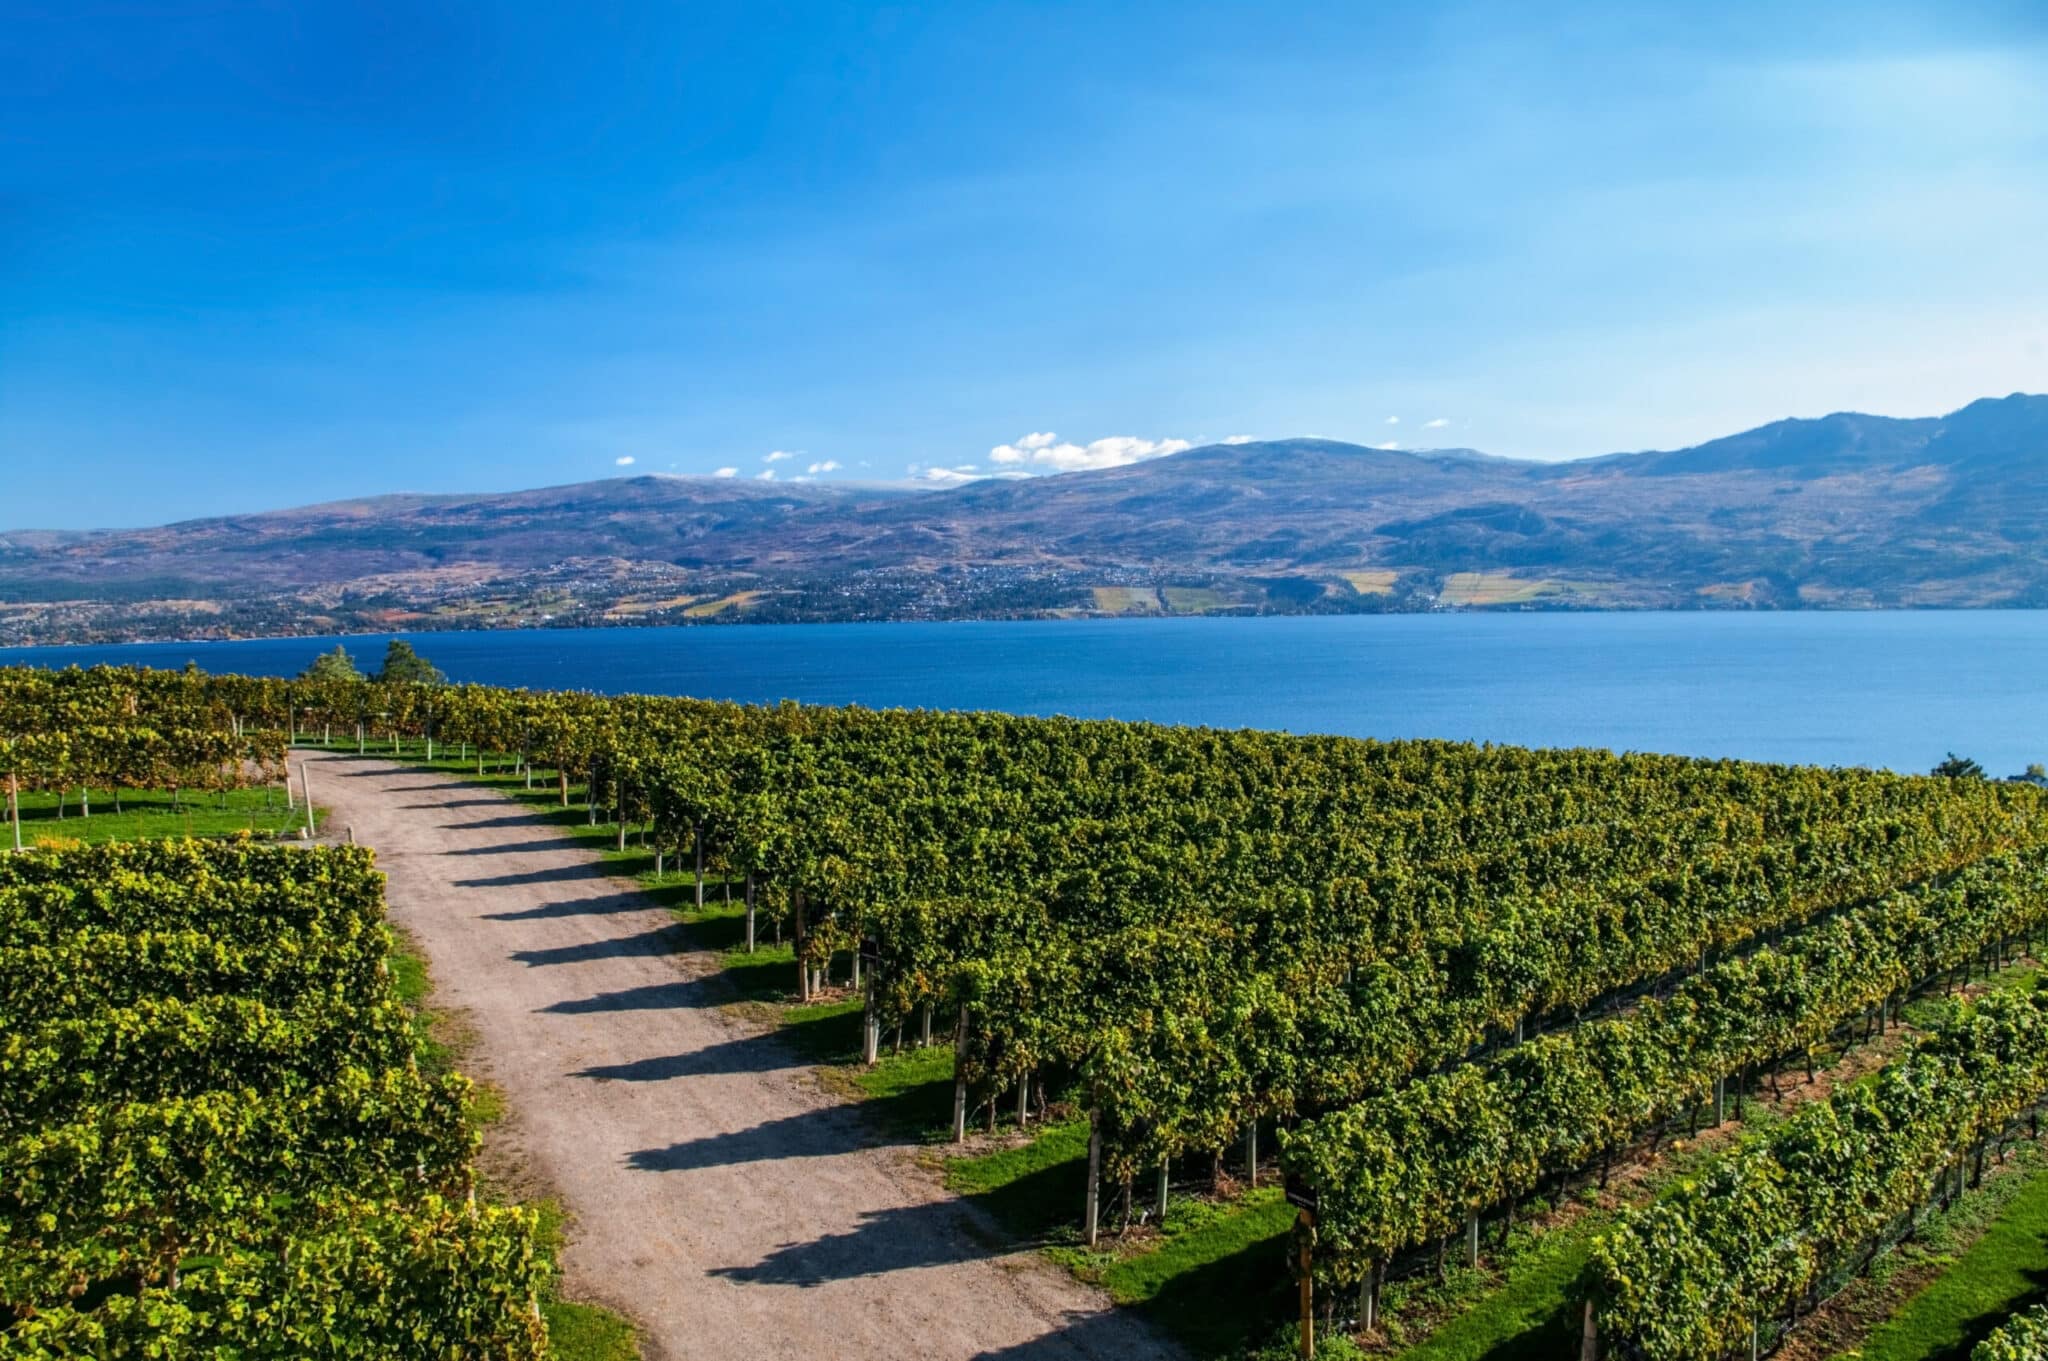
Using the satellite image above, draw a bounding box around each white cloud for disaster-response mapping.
[791,475,814,482]
[763,450,794,463]
[1222,434,1257,445]
[806,460,841,475]
[614,455,636,466]
[713,466,738,478]
[912,465,981,485]
[908,462,1033,486]
[757,468,777,481]
[1385,416,1401,425]
[985,431,1193,473]
[1377,441,1401,450]
[1424,418,1450,429]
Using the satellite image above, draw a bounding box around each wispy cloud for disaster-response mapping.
[908,461,1034,486]
[1222,434,1256,445]
[910,464,981,485]
[986,431,1191,473]
[614,455,636,466]
[757,468,777,480]
[1424,417,1450,429]
[1377,441,1401,450]
[763,450,794,463]
[806,459,840,474]
[1384,416,1400,426]
[713,466,738,478]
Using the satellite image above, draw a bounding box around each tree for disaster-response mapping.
[376,640,446,686]
[1932,752,1986,779]
[299,645,364,683]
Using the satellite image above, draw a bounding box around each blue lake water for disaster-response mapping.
[4,612,2046,775]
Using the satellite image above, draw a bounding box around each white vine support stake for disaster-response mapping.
[302,764,316,837]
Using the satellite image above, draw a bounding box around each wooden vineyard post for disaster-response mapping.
[1156,1161,1170,1221]
[744,873,756,954]
[7,773,20,852]
[1298,1208,1315,1358]
[860,940,880,1067]
[794,892,810,1001]
[1018,1077,1031,1127]
[1467,1211,1480,1268]
[1360,1260,1379,1332]
[1084,1109,1103,1247]
[301,765,316,837]
[694,824,705,912]
[951,1006,970,1143]
[1245,1120,1259,1188]
[1580,1300,1599,1361]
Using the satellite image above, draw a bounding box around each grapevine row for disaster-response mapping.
[1585,985,2048,1360]
[1282,846,2048,1299]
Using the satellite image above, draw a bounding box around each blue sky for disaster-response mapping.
[5,1,2046,527]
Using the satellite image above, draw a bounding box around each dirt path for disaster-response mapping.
[308,753,1179,1361]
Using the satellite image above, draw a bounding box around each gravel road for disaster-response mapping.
[308,753,1180,1361]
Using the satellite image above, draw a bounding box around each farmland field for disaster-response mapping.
[8,662,2048,1360]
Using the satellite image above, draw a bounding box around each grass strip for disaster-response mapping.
[1851,1154,2048,1361]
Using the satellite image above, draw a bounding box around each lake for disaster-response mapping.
[3,612,2044,775]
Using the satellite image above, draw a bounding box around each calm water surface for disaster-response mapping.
[4,613,2045,775]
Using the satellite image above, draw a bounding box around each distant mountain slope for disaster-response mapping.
[5,395,2046,643]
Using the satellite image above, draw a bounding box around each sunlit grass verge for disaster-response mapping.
[1849,1149,2048,1361]
[10,784,312,844]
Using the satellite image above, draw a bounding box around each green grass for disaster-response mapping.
[943,1120,1298,1358]
[527,1199,642,1360]
[1088,1188,1298,1357]
[9,784,310,844]
[1391,1222,1590,1360]
[544,1302,639,1361]
[1850,1153,2048,1361]
[946,1119,1095,1235]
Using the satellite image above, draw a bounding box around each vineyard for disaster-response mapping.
[6,662,2048,1358]
[0,838,549,1357]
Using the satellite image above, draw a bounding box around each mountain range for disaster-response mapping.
[5,393,2047,644]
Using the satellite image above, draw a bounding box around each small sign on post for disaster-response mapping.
[1284,1173,1320,1215]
